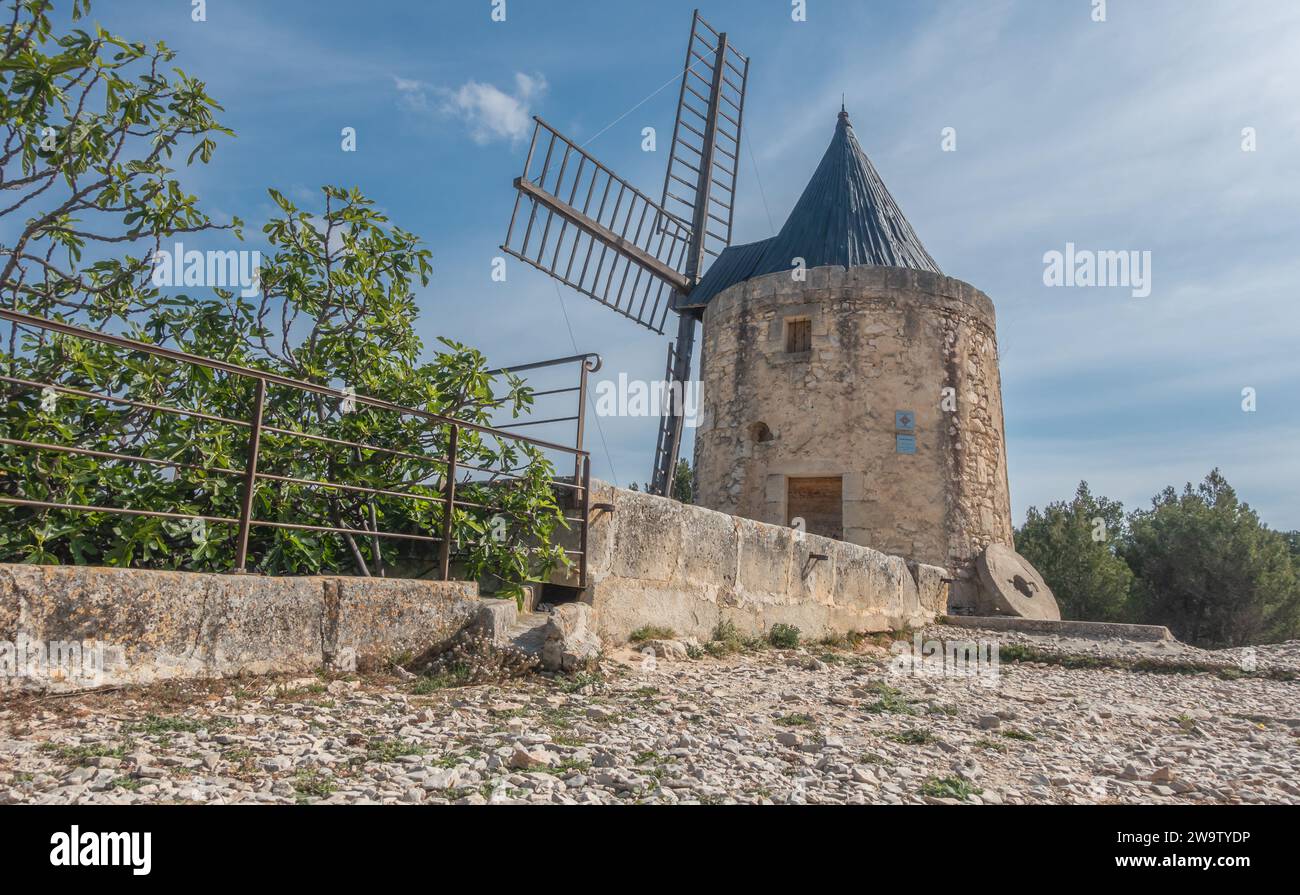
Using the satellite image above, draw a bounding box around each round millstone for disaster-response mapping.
[976,544,1061,620]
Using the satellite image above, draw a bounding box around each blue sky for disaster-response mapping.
[86,0,1300,529]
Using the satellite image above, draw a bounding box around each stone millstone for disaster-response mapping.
[975,544,1061,621]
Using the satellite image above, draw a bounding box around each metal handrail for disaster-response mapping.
[486,350,599,490]
[485,352,602,377]
[0,308,595,585]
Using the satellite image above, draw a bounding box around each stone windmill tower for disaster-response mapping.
[688,108,1014,607]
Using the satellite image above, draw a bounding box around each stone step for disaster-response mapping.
[471,598,518,645]
[472,599,553,656]
[942,615,1174,642]
[508,611,551,656]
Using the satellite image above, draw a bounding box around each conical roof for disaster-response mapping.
[683,109,940,308]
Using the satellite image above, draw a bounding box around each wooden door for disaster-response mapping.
[787,476,843,540]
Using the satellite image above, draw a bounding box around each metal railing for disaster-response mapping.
[0,307,595,587]
[485,351,600,490]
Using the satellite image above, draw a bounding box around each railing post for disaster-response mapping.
[234,376,266,573]
[438,423,459,581]
[574,358,589,497]
[579,454,591,590]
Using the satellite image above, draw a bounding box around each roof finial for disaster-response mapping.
[838,95,849,123]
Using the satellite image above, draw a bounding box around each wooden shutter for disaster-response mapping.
[785,318,811,353]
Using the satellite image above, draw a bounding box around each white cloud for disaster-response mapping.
[395,72,547,145]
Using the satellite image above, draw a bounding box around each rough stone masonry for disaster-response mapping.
[694,265,1012,610]
[688,111,1015,612]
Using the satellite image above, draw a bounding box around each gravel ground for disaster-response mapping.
[2,627,1297,805]
[931,622,1300,674]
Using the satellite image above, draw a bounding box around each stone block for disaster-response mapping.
[833,546,919,626]
[2,565,323,687]
[608,489,683,582]
[677,505,739,591]
[541,602,601,672]
[908,561,950,615]
[578,481,948,644]
[328,577,478,672]
[0,563,481,690]
[790,532,839,606]
[587,579,722,645]
[469,597,519,646]
[735,516,793,602]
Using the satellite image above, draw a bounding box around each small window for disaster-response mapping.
[784,318,811,353]
[749,421,773,443]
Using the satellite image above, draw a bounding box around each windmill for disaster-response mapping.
[501,9,749,496]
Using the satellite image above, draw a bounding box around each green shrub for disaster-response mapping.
[767,624,801,649]
[0,4,566,600]
[712,621,759,658]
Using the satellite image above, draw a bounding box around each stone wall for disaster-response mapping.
[694,265,1013,604]
[578,481,948,645]
[2,481,954,689]
[0,564,479,692]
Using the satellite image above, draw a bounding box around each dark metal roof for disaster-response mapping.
[681,237,774,308]
[682,109,940,310]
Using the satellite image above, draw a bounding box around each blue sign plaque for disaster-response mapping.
[896,434,917,454]
[895,410,916,431]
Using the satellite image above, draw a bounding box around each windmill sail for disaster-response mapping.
[502,118,693,335]
[649,12,748,496]
[499,9,750,496]
[659,10,749,279]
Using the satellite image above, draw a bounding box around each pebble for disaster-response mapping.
[3,626,1297,806]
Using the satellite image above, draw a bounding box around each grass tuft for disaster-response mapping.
[705,620,764,657]
[775,713,815,727]
[293,769,336,801]
[364,739,426,763]
[887,728,935,746]
[629,625,677,643]
[920,775,983,801]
